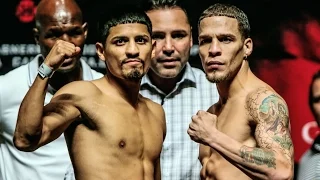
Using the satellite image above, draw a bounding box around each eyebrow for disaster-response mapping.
[198,34,211,39]
[111,34,150,40]
[219,33,236,39]
[47,25,82,31]
[137,35,150,39]
[198,33,236,39]
[152,30,188,34]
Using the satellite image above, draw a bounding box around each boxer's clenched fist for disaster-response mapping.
[43,40,81,71]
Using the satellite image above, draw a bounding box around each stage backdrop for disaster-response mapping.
[1,0,320,164]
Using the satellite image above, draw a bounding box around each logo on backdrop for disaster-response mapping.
[0,44,106,74]
[302,121,320,144]
[15,0,37,23]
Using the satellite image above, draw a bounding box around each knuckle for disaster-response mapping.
[56,39,64,45]
[56,47,65,56]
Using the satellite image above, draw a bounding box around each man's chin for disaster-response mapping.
[206,74,229,83]
[152,68,180,79]
[160,72,180,79]
[57,60,80,73]
[56,64,77,73]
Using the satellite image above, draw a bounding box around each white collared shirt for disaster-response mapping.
[140,63,219,180]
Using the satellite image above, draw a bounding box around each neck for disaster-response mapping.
[148,67,185,95]
[105,70,141,107]
[216,60,251,104]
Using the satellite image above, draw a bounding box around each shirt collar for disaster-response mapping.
[141,62,197,94]
[28,54,94,93]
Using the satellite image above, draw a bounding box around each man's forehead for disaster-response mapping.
[201,16,238,27]
[36,1,83,26]
[53,10,73,22]
[147,8,190,30]
[37,13,82,26]
[199,16,239,34]
[109,23,149,36]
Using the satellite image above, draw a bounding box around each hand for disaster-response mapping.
[43,40,81,71]
[187,110,217,145]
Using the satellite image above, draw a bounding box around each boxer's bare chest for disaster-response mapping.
[73,96,163,159]
[215,98,254,142]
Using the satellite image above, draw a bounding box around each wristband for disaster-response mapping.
[38,62,54,79]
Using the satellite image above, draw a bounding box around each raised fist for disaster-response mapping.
[43,40,81,71]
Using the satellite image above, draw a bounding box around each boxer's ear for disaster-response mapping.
[96,42,105,61]
[151,40,156,59]
[82,22,88,39]
[33,28,39,44]
[243,37,253,60]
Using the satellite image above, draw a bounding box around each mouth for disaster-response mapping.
[122,59,143,66]
[158,58,180,67]
[206,60,224,70]
[61,58,74,67]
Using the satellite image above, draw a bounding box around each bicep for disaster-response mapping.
[39,101,80,145]
[252,93,293,160]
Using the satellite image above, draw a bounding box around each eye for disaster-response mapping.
[136,37,147,44]
[68,29,84,37]
[172,33,186,39]
[199,38,211,46]
[219,37,233,43]
[152,33,164,40]
[114,39,126,46]
[44,31,62,39]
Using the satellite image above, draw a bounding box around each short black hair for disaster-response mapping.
[97,5,152,44]
[199,3,251,40]
[143,0,191,25]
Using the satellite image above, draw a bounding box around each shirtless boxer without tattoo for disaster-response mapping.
[13,8,166,180]
[187,3,294,180]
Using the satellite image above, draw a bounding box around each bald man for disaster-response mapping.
[0,0,102,179]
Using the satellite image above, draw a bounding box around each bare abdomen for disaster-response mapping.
[67,127,159,180]
[72,148,157,180]
[201,154,252,180]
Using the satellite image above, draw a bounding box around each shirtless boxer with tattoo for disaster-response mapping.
[187,3,294,180]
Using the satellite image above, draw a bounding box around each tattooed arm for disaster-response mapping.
[239,89,294,179]
[188,89,293,180]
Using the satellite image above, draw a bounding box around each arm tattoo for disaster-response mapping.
[240,146,276,169]
[259,95,293,154]
[246,88,293,163]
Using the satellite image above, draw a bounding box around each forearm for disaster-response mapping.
[14,75,49,151]
[207,130,292,180]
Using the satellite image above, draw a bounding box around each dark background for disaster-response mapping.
[2,0,320,74]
